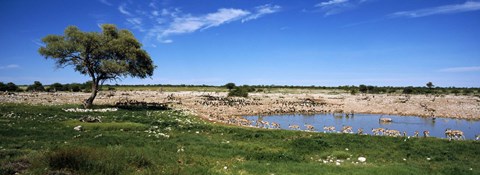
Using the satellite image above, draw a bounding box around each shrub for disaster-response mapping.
[350,89,358,95]
[26,81,45,92]
[403,86,414,94]
[49,83,64,91]
[225,83,236,91]
[228,87,248,97]
[359,84,367,93]
[47,147,93,171]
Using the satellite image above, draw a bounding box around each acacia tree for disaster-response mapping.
[225,83,236,91]
[426,82,434,89]
[39,24,156,108]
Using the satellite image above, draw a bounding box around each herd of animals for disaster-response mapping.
[227,117,478,141]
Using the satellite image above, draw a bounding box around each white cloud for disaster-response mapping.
[126,18,145,32]
[439,66,480,73]
[315,0,349,7]
[118,4,132,16]
[32,39,44,46]
[314,0,355,16]
[160,8,250,38]
[0,64,20,70]
[99,0,112,6]
[391,1,480,18]
[120,4,280,44]
[160,39,173,44]
[242,4,281,22]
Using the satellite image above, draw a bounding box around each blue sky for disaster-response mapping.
[0,0,479,87]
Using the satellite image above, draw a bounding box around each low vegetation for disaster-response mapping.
[1,104,479,174]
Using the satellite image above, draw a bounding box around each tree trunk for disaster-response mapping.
[83,79,100,109]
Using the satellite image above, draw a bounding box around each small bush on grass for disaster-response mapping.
[47,147,94,171]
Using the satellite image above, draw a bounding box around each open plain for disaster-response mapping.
[2,90,479,122]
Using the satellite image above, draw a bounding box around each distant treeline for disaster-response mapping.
[2,81,479,95]
[1,81,94,92]
[109,83,479,95]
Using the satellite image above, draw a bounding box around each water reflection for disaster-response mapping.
[244,114,480,140]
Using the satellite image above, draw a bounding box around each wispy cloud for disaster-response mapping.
[242,4,281,22]
[118,4,132,16]
[161,8,250,37]
[439,66,480,73]
[32,39,44,46]
[314,0,359,16]
[126,17,145,32]
[99,0,112,6]
[0,64,20,70]
[316,0,349,7]
[390,1,480,18]
[118,4,281,44]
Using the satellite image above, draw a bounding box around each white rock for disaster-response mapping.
[426,157,431,161]
[358,157,366,163]
[224,166,228,170]
[73,125,82,131]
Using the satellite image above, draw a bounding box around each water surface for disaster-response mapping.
[244,114,480,140]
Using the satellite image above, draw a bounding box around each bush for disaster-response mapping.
[403,86,414,94]
[49,83,64,91]
[350,89,358,95]
[225,83,236,91]
[228,87,249,97]
[359,84,367,93]
[26,81,45,92]
[451,89,460,95]
[48,147,93,171]
[0,82,19,92]
[70,84,82,92]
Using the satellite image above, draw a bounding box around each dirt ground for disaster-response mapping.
[1,91,479,122]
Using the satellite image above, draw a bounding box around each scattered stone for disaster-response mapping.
[73,125,83,131]
[358,157,366,163]
[79,116,101,123]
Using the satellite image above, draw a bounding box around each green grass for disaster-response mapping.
[1,103,479,174]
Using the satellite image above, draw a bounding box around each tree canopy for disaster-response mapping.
[39,24,156,108]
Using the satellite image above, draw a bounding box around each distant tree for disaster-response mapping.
[0,82,6,91]
[5,82,19,92]
[451,89,460,95]
[402,86,414,94]
[359,84,367,93]
[27,81,45,92]
[228,87,249,97]
[366,85,375,93]
[82,81,93,92]
[49,82,64,92]
[225,83,236,91]
[350,89,358,95]
[70,83,82,92]
[38,24,156,108]
[426,82,434,89]
[462,89,473,95]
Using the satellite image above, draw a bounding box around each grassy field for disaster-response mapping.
[1,104,479,174]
